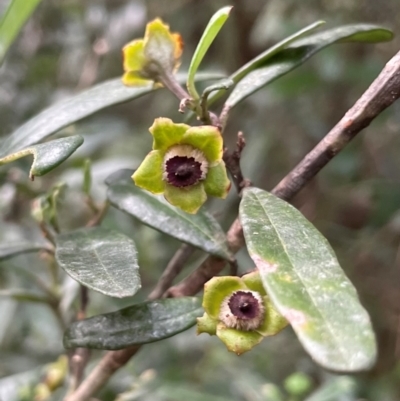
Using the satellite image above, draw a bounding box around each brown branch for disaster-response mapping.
[167,48,400,297]
[223,131,252,194]
[64,49,400,401]
[147,244,196,300]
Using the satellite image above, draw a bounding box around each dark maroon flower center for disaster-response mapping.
[165,155,203,187]
[228,291,261,320]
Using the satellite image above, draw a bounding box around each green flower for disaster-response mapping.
[122,18,183,86]
[197,271,288,355]
[132,118,231,214]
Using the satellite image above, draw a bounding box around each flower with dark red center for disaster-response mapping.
[197,271,288,355]
[220,290,265,331]
[132,118,231,213]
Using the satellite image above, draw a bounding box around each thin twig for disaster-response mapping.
[223,131,252,194]
[148,244,196,300]
[64,49,400,401]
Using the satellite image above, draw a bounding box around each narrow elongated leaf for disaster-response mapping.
[239,187,376,372]
[226,24,393,108]
[0,0,43,64]
[0,135,83,179]
[187,6,232,99]
[0,72,223,158]
[205,21,325,107]
[106,170,233,260]
[64,297,202,349]
[0,241,51,261]
[55,227,140,298]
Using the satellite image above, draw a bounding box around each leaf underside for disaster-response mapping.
[55,227,141,298]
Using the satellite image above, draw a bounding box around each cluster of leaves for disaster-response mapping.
[0,1,396,399]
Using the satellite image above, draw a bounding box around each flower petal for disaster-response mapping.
[163,183,207,214]
[123,39,146,72]
[197,312,217,335]
[181,126,223,164]
[256,297,288,337]
[203,161,231,198]
[144,18,183,74]
[150,118,190,152]
[132,150,164,194]
[216,323,264,355]
[203,276,245,318]
[122,72,153,87]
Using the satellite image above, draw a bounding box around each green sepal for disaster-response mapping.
[164,183,207,214]
[216,323,264,355]
[150,117,189,151]
[203,161,231,198]
[203,276,243,318]
[132,150,164,194]
[197,312,217,335]
[182,126,223,164]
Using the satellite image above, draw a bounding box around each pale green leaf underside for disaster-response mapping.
[55,227,141,298]
[239,187,377,372]
[0,0,43,65]
[187,6,232,99]
[226,24,393,108]
[106,170,233,260]
[0,135,83,178]
[63,297,203,349]
[0,72,224,159]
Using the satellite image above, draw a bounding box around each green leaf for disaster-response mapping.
[225,24,393,108]
[55,227,141,298]
[205,20,325,108]
[239,187,377,372]
[0,0,43,65]
[0,72,223,159]
[187,6,232,99]
[106,170,233,260]
[0,241,51,261]
[0,135,83,179]
[63,297,202,349]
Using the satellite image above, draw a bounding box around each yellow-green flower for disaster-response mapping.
[132,118,231,214]
[197,271,288,355]
[122,18,183,86]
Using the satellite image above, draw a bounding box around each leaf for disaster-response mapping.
[106,170,233,260]
[0,135,83,179]
[187,6,232,99]
[0,0,43,65]
[63,297,202,349]
[239,187,377,372]
[55,227,141,298]
[0,72,224,159]
[205,20,325,107]
[0,241,51,261]
[225,24,393,108]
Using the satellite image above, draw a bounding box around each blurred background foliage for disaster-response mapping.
[1,0,400,400]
